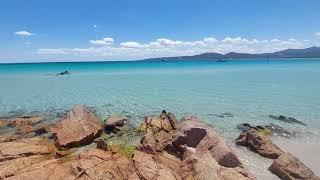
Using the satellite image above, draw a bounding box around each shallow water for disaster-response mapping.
[1,59,320,178]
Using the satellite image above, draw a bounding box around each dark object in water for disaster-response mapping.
[212,112,234,118]
[268,115,307,126]
[56,71,70,76]
[236,123,296,138]
[236,123,258,132]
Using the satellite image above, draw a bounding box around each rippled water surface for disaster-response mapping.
[1,59,320,178]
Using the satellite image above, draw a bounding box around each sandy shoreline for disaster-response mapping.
[273,137,320,176]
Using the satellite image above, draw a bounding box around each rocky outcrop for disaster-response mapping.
[269,153,320,180]
[138,130,173,155]
[0,109,257,179]
[182,152,252,180]
[0,135,20,143]
[169,116,243,167]
[236,129,284,159]
[137,113,255,179]
[0,137,55,162]
[137,110,177,154]
[49,106,102,148]
[132,151,179,180]
[0,155,48,179]
[6,148,136,180]
[138,110,176,133]
[104,115,127,130]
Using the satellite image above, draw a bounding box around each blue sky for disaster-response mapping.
[1,0,320,62]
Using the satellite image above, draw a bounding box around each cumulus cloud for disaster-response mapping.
[15,31,34,36]
[90,37,114,45]
[37,36,310,60]
[120,41,144,48]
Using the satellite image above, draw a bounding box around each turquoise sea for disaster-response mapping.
[0,59,320,178]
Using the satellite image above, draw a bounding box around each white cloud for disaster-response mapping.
[15,31,34,36]
[90,37,114,45]
[103,37,114,43]
[203,37,218,43]
[90,40,108,45]
[120,41,144,48]
[270,38,280,43]
[37,36,310,60]
[37,49,68,55]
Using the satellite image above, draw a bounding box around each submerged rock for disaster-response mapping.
[264,123,296,137]
[236,123,259,132]
[0,118,8,128]
[0,115,48,141]
[7,115,45,128]
[237,123,296,138]
[269,115,307,126]
[213,112,234,118]
[269,153,320,180]
[236,129,284,159]
[49,105,102,148]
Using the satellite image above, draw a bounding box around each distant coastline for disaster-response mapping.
[142,46,320,62]
[1,46,320,64]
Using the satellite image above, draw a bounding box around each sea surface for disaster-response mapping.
[0,59,320,178]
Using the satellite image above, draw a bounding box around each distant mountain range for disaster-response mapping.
[143,46,320,61]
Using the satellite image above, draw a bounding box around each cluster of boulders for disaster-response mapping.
[236,125,319,180]
[136,111,255,179]
[0,107,318,180]
[0,106,258,180]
